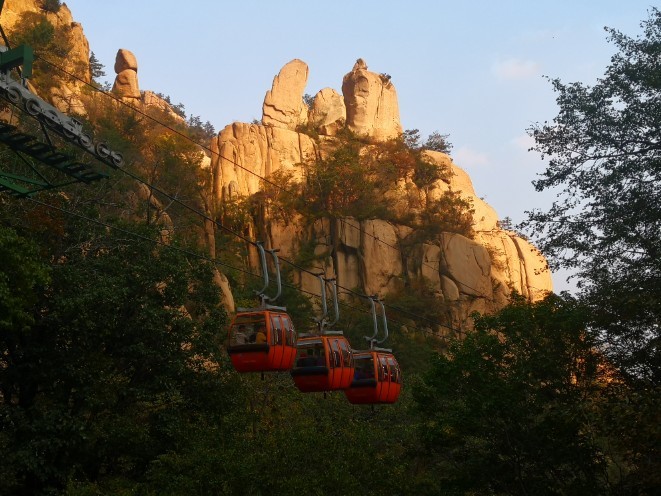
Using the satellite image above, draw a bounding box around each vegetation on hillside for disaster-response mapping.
[275,127,470,234]
[0,5,659,495]
[522,7,661,492]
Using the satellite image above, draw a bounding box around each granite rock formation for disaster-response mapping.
[261,58,309,130]
[112,48,141,99]
[0,0,90,113]
[341,58,402,140]
[211,58,552,330]
[308,87,346,136]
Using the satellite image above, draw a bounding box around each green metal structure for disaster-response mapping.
[0,2,112,197]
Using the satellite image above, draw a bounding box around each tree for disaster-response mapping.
[423,131,452,153]
[0,227,50,340]
[414,295,609,495]
[187,114,216,144]
[303,92,315,109]
[89,51,105,81]
[0,223,235,494]
[523,8,661,385]
[11,11,74,91]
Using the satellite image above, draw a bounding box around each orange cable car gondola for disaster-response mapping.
[291,276,355,393]
[344,297,402,405]
[227,242,297,373]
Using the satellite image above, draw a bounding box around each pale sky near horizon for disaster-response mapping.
[61,1,656,292]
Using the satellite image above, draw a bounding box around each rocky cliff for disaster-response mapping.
[211,59,552,331]
[0,0,90,113]
[1,0,552,332]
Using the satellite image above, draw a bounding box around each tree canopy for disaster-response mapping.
[1,5,659,494]
[414,295,609,495]
[524,8,661,385]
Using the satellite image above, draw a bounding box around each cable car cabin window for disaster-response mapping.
[378,355,389,381]
[295,339,325,367]
[282,315,295,346]
[353,355,375,380]
[329,339,341,368]
[339,339,352,366]
[387,356,401,383]
[229,314,267,346]
[271,315,283,346]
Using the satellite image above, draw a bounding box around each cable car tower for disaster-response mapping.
[0,7,123,196]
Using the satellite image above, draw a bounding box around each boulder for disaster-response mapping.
[114,48,138,73]
[309,87,346,136]
[439,233,492,298]
[112,69,140,99]
[511,235,553,301]
[361,219,402,295]
[424,150,499,231]
[337,217,361,250]
[262,59,309,130]
[112,49,140,99]
[342,59,402,141]
[207,56,554,324]
[421,243,441,288]
[441,275,460,301]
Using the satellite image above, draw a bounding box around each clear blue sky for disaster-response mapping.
[64,0,655,292]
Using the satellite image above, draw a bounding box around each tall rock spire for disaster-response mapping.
[112,48,140,100]
[341,58,402,141]
[262,59,309,130]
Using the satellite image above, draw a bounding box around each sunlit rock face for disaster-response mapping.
[0,0,90,113]
[210,122,317,202]
[262,59,309,130]
[142,91,185,122]
[341,59,402,141]
[309,88,346,136]
[207,57,553,329]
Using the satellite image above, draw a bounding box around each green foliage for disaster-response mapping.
[402,128,453,154]
[187,115,216,144]
[275,128,468,238]
[139,379,421,496]
[303,92,315,109]
[384,277,452,353]
[89,51,105,81]
[410,190,475,242]
[498,215,529,240]
[10,12,659,493]
[154,92,186,119]
[414,294,609,494]
[13,12,55,48]
[0,227,50,336]
[11,12,74,90]
[299,133,393,220]
[423,131,453,153]
[524,8,661,385]
[0,222,236,495]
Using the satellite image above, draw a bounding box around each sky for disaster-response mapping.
[62,0,656,292]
